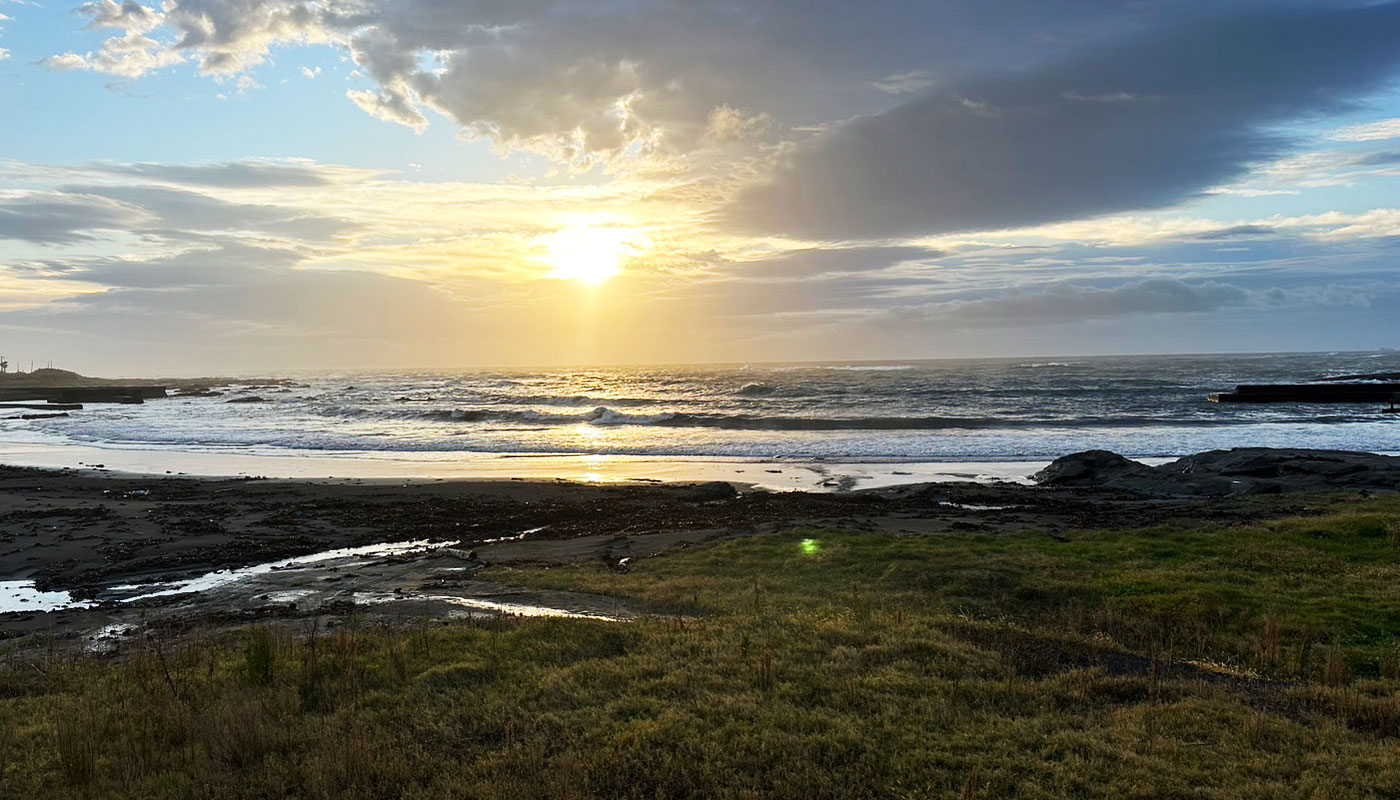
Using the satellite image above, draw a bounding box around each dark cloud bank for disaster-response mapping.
[731,2,1400,239]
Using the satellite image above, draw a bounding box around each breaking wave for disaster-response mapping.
[736,383,777,396]
[14,352,1400,463]
[401,406,1379,432]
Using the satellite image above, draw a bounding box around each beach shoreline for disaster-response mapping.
[0,446,1382,647]
[0,439,1062,491]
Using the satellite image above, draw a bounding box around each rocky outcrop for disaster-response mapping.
[1032,450,1158,487]
[1034,448,1400,497]
[683,481,740,502]
[1164,448,1400,491]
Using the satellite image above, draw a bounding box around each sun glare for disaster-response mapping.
[544,224,634,285]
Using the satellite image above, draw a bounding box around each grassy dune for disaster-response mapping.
[3,493,1400,798]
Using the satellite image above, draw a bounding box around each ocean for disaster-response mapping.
[0,351,1397,486]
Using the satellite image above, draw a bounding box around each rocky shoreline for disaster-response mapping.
[0,447,1394,647]
[1035,447,1400,495]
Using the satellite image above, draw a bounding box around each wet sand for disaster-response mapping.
[0,439,1055,491]
[0,460,1337,647]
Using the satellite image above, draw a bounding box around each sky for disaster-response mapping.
[1,0,1399,375]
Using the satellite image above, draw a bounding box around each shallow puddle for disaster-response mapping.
[355,591,626,621]
[0,581,95,613]
[5,533,633,626]
[113,539,459,602]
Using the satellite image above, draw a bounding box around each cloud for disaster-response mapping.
[702,105,772,144]
[347,87,429,133]
[42,238,306,289]
[0,191,152,244]
[1299,209,1400,240]
[729,3,1400,239]
[1331,117,1400,142]
[946,280,1249,323]
[931,206,1400,250]
[42,28,185,78]
[19,263,493,370]
[47,0,1272,167]
[869,70,937,96]
[161,0,330,76]
[80,1,162,33]
[0,162,369,247]
[0,155,711,291]
[4,146,1397,370]
[1188,224,1278,241]
[38,53,90,71]
[919,277,1375,326]
[59,184,355,241]
[78,159,380,187]
[728,246,940,280]
[1219,143,1400,195]
[1353,151,1400,167]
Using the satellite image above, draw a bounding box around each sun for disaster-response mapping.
[544,224,634,285]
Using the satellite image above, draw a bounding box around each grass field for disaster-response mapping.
[2,492,1399,798]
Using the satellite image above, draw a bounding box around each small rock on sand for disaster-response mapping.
[684,481,739,502]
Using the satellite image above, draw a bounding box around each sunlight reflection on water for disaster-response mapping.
[0,581,94,613]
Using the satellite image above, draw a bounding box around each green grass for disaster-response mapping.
[2,494,1400,798]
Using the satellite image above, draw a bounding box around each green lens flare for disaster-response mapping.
[800,538,820,555]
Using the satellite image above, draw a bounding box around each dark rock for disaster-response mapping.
[1036,448,1400,497]
[683,481,739,502]
[1163,448,1400,492]
[227,396,266,404]
[1030,451,1192,495]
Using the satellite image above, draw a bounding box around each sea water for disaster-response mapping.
[0,352,1396,476]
